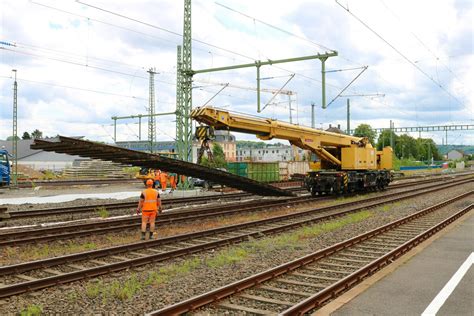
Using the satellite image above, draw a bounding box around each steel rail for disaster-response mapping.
[7,191,255,218]
[7,186,304,219]
[282,203,474,314]
[17,178,140,188]
[0,197,300,246]
[6,174,461,219]
[148,191,472,315]
[0,178,469,247]
[5,174,466,219]
[0,178,470,247]
[0,181,470,299]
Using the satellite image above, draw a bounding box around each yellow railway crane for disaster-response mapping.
[191,106,393,196]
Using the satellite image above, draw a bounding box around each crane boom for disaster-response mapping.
[191,106,392,171]
[191,106,393,196]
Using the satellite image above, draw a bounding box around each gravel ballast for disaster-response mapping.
[2,182,471,315]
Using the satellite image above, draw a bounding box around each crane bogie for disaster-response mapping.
[305,170,391,196]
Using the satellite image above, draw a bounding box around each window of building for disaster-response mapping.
[272,150,274,154]
[276,150,279,153]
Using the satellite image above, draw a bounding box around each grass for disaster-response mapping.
[41,170,56,180]
[96,206,109,218]
[19,305,42,316]
[1,241,98,264]
[122,166,141,177]
[145,257,202,286]
[86,259,204,302]
[206,247,250,268]
[86,274,142,302]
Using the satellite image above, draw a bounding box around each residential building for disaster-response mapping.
[213,130,236,162]
[0,139,81,171]
[447,149,464,160]
[236,145,306,162]
[116,130,237,163]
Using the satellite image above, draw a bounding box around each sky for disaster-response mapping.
[0,0,473,146]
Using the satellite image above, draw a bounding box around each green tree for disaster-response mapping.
[31,129,43,139]
[425,139,441,160]
[353,124,376,145]
[200,143,227,169]
[397,134,418,159]
[377,129,398,151]
[6,135,20,141]
[22,132,31,139]
[236,141,265,149]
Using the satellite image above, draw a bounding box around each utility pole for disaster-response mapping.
[445,127,448,147]
[288,95,293,124]
[311,102,315,128]
[175,45,184,163]
[138,115,142,141]
[390,120,394,150]
[12,69,18,187]
[346,98,350,134]
[147,68,157,153]
[113,119,117,142]
[321,58,328,109]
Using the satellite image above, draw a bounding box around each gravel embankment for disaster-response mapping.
[2,182,471,315]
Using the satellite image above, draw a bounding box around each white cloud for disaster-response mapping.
[0,0,472,146]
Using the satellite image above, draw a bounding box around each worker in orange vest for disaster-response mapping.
[160,171,168,190]
[136,179,162,240]
[168,172,177,191]
[153,169,161,189]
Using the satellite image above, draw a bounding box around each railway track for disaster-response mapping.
[0,178,470,299]
[6,191,256,219]
[16,178,303,189]
[1,178,468,246]
[4,175,461,220]
[149,191,473,315]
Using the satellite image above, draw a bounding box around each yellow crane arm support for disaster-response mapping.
[191,106,373,168]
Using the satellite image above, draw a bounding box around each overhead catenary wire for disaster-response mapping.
[215,2,335,53]
[379,0,461,82]
[30,1,249,64]
[72,0,366,100]
[10,2,437,127]
[0,75,150,101]
[44,0,389,111]
[0,46,177,86]
[334,0,463,107]
[326,66,368,107]
[76,0,256,62]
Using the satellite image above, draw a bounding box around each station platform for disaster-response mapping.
[320,212,473,316]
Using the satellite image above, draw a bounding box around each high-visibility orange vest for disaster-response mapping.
[142,188,160,211]
[154,170,161,181]
[160,172,168,182]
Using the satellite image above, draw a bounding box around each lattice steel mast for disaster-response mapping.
[147,68,157,153]
[12,69,18,187]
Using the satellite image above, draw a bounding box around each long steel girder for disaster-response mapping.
[30,136,293,197]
